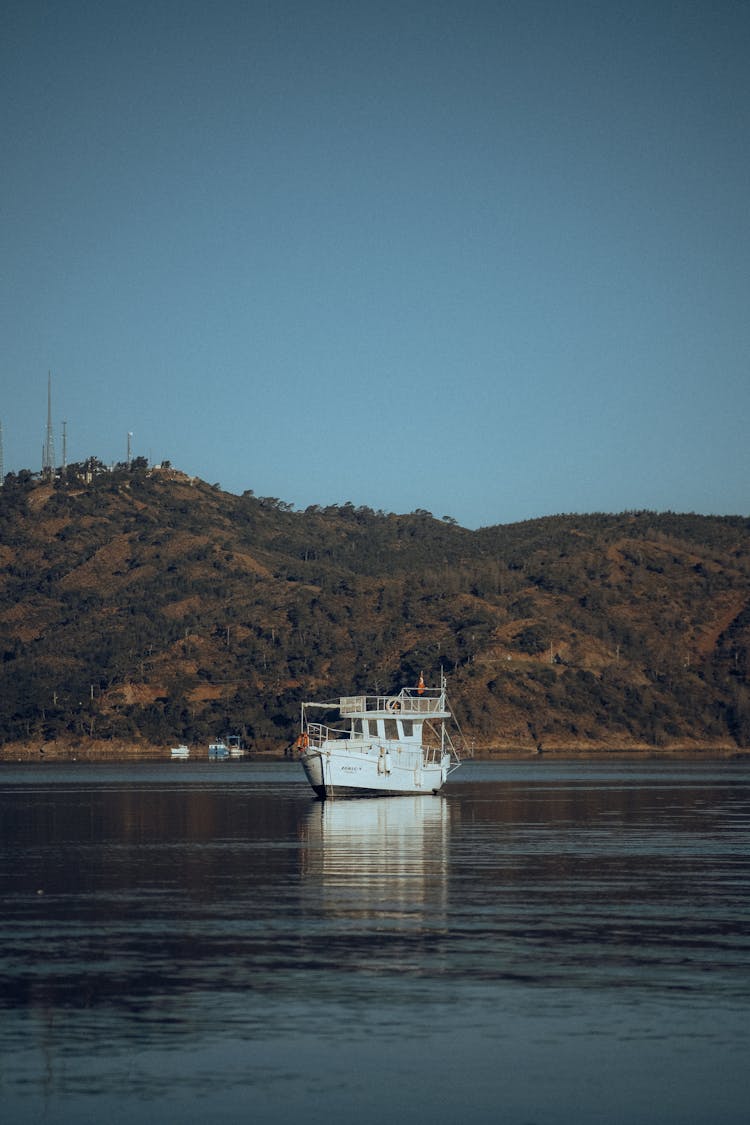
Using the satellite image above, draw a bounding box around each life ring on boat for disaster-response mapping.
[296,732,309,751]
[387,699,401,713]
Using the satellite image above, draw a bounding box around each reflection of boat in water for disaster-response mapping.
[296,672,463,799]
[305,793,449,845]
[301,795,450,917]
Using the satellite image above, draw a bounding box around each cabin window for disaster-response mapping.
[368,719,379,737]
[384,718,399,739]
[352,719,363,734]
[400,719,414,738]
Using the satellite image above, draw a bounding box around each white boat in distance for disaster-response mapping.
[208,740,230,760]
[296,672,464,799]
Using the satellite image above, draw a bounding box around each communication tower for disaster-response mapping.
[0,418,4,485]
[43,372,56,478]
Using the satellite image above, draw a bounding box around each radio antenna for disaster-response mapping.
[43,371,56,478]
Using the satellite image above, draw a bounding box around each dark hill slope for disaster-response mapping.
[1,466,749,753]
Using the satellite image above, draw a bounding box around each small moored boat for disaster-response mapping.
[227,735,245,758]
[171,744,190,760]
[296,672,463,799]
[207,735,244,760]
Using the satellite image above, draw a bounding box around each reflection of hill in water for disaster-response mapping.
[301,796,450,918]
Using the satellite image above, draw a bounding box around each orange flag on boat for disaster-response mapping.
[418,672,425,695]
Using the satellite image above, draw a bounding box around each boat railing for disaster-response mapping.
[304,719,464,769]
[339,692,447,716]
[306,721,351,748]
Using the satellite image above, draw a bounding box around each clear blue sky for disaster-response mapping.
[2,1,748,528]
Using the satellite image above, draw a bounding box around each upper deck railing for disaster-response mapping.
[338,691,449,717]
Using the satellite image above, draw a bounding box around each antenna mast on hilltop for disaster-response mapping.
[43,372,56,478]
[0,418,4,485]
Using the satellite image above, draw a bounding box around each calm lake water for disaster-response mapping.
[1,758,749,1124]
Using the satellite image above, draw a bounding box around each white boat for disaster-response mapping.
[296,672,463,799]
[207,735,244,760]
[170,744,190,760]
[227,735,245,758]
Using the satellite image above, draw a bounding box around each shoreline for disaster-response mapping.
[1,739,747,764]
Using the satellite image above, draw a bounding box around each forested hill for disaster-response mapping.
[1,462,749,756]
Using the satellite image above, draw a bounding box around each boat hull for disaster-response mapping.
[300,745,452,799]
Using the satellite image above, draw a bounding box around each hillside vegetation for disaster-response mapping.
[1,463,749,756]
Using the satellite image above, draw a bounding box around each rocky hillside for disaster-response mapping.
[1,463,749,756]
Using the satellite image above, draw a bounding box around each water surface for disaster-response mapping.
[1,759,749,1123]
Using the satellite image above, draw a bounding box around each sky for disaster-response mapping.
[1,0,748,529]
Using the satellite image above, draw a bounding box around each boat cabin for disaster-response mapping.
[349,713,422,743]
